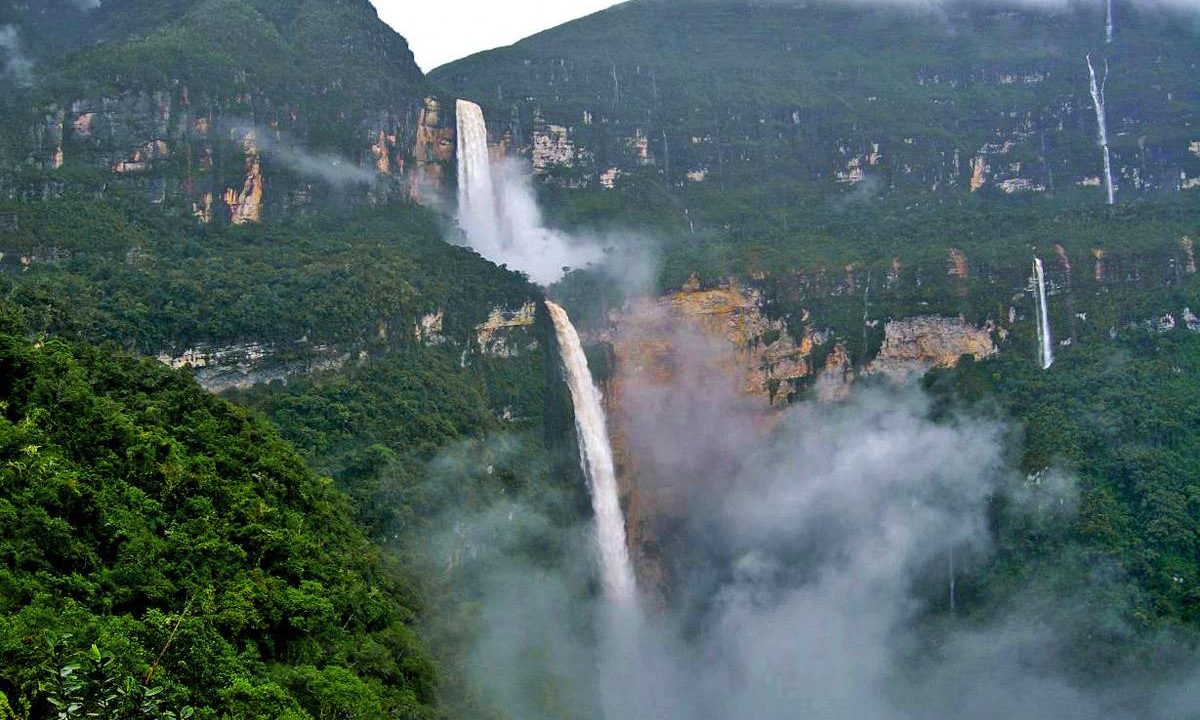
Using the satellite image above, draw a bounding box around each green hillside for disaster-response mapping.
[434,0,1200,199]
[0,320,438,718]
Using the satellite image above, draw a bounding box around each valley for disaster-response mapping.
[1,1,1199,718]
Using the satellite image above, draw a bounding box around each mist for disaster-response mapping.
[223,121,378,186]
[423,317,1200,720]
[456,157,607,286]
[0,25,32,86]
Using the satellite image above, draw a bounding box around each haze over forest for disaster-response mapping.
[1,0,1200,718]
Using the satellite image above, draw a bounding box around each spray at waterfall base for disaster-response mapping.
[427,307,1200,719]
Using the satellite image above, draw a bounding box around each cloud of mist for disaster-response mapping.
[457,158,608,286]
[0,25,33,86]
[223,121,378,186]
[423,316,1200,720]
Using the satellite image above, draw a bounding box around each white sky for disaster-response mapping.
[372,0,624,72]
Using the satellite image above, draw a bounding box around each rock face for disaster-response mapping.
[223,132,264,225]
[432,1,1200,196]
[2,1,456,219]
[409,97,456,201]
[602,281,833,597]
[475,303,539,358]
[157,342,348,393]
[414,310,448,346]
[869,316,996,379]
[607,282,817,408]
[601,285,999,596]
[532,116,576,174]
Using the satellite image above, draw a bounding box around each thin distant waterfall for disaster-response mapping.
[1034,258,1055,370]
[455,99,500,239]
[546,301,637,604]
[1106,0,1114,44]
[1086,55,1116,206]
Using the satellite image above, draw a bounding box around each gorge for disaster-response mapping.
[2,1,1200,719]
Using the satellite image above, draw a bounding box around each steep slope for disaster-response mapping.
[0,199,545,394]
[0,321,438,718]
[2,0,454,218]
[433,0,1200,200]
[434,0,1200,632]
[0,6,581,717]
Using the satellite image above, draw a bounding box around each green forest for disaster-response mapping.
[3,0,1200,717]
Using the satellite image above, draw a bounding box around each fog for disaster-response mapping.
[0,25,32,86]
[424,318,1200,719]
[456,157,608,286]
[222,121,378,187]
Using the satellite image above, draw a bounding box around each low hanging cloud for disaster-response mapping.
[222,121,378,186]
[423,314,1200,720]
[0,25,33,86]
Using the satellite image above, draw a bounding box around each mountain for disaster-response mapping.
[2,0,453,219]
[0,319,439,717]
[433,0,1200,200]
[434,0,1200,635]
[3,0,1200,717]
[0,2,580,717]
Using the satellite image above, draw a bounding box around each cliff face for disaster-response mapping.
[1,0,458,219]
[596,228,1200,595]
[432,0,1200,199]
[869,316,996,379]
[598,278,1001,595]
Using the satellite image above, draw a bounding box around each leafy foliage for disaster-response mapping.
[0,328,438,718]
[0,199,538,355]
[926,330,1200,624]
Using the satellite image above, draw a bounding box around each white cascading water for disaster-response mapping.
[546,300,637,605]
[1086,55,1116,206]
[1034,258,1055,370]
[456,99,500,243]
[454,100,603,286]
[1106,0,1114,44]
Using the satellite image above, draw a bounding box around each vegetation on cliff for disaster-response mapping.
[0,316,439,718]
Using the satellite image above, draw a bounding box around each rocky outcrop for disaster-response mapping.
[948,248,969,278]
[814,342,854,402]
[414,310,448,346]
[868,316,996,379]
[532,116,575,174]
[224,132,263,225]
[157,342,348,393]
[475,303,538,357]
[410,96,455,200]
[970,155,988,191]
[607,283,818,407]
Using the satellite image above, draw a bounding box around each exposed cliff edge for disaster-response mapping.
[869,316,997,379]
[599,279,1001,596]
[1,0,458,218]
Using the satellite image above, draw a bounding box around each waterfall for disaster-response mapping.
[1034,258,1055,370]
[1106,0,1114,44]
[1086,55,1116,205]
[546,301,637,604]
[455,99,500,245]
[453,100,603,285]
